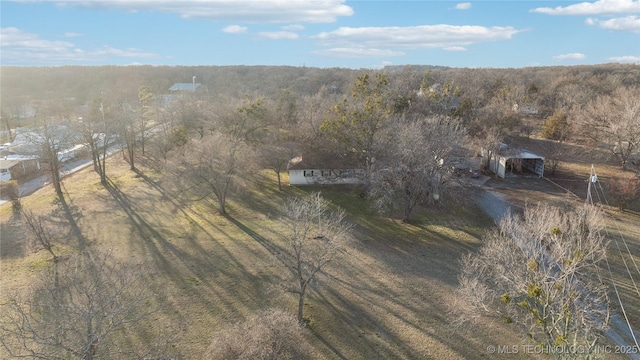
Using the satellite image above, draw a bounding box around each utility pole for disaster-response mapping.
[586,164,596,205]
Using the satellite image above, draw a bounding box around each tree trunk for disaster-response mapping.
[52,165,63,197]
[297,289,306,324]
[90,144,99,172]
[276,170,282,191]
[218,195,226,215]
[402,196,414,223]
[128,147,135,170]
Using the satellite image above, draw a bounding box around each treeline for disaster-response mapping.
[3,63,639,114]
[2,62,639,214]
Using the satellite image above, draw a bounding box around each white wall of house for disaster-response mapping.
[288,169,363,185]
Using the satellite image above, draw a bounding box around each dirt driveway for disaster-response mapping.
[473,174,640,360]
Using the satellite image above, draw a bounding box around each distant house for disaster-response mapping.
[161,82,204,106]
[287,154,364,186]
[482,144,545,179]
[168,82,202,92]
[0,156,41,182]
[512,103,539,115]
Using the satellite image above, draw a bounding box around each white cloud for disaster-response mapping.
[586,15,640,32]
[455,2,472,10]
[93,45,158,58]
[607,55,640,62]
[443,46,467,51]
[531,0,640,16]
[312,47,405,58]
[27,0,354,23]
[313,25,523,50]
[553,53,587,60]
[281,24,305,31]
[223,25,248,34]
[0,27,159,64]
[257,31,299,39]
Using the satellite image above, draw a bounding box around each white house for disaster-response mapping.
[287,155,364,186]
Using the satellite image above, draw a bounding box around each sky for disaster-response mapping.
[1,0,639,68]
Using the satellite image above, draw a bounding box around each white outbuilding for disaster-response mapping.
[482,145,545,179]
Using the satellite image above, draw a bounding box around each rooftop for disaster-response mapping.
[169,83,202,91]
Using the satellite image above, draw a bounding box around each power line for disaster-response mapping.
[586,165,640,350]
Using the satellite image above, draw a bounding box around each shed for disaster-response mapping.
[482,146,544,179]
[0,156,41,182]
[287,154,364,186]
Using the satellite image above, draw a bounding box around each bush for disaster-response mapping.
[209,309,313,360]
[1,180,21,210]
[540,110,569,140]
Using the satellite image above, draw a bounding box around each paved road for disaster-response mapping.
[0,146,120,206]
[475,184,640,360]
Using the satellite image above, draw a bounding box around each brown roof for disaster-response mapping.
[287,152,361,170]
[0,159,22,170]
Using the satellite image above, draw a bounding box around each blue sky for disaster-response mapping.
[1,0,639,68]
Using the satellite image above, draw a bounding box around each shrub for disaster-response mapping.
[209,309,313,360]
[540,110,569,140]
[1,180,21,210]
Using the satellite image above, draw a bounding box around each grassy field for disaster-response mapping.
[1,151,637,359]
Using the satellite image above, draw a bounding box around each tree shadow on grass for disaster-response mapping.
[50,194,87,249]
[103,176,173,248]
[101,176,265,321]
[0,211,27,259]
[224,214,288,267]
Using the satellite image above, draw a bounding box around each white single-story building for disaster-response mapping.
[482,146,545,179]
[287,155,364,186]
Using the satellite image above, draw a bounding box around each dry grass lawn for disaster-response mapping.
[1,150,637,359]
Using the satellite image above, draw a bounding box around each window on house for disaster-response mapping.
[304,170,314,177]
[340,170,355,178]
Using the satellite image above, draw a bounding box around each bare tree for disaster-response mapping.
[369,116,465,223]
[0,251,159,359]
[22,209,58,262]
[114,102,138,171]
[608,176,640,212]
[476,125,505,173]
[209,308,312,360]
[22,116,75,198]
[456,204,610,358]
[149,103,186,166]
[173,131,252,215]
[261,142,295,191]
[542,139,564,177]
[257,104,296,190]
[578,86,640,170]
[138,86,154,156]
[294,86,337,155]
[280,193,351,323]
[74,96,109,184]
